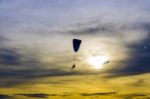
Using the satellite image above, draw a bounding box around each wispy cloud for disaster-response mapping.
[80,92,117,96]
[15,93,49,98]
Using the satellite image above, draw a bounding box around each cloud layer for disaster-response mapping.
[0,0,150,87]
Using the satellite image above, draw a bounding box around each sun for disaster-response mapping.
[87,55,109,69]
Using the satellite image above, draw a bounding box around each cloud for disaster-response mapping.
[80,92,149,98]
[66,21,115,35]
[0,48,21,65]
[80,92,117,96]
[15,93,71,98]
[67,20,150,77]
[66,19,150,43]
[0,68,89,87]
[0,0,150,86]
[0,36,21,65]
[0,16,150,80]
[118,93,149,99]
[0,94,12,99]
[0,18,150,81]
[105,32,150,77]
[15,93,49,98]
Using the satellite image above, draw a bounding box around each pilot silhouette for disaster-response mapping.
[72,64,76,69]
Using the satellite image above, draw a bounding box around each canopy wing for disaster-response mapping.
[73,39,82,52]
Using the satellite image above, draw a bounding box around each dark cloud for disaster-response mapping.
[137,22,150,32]
[16,93,49,98]
[69,25,108,35]
[15,93,71,98]
[128,37,150,70]
[102,22,150,77]
[67,21,119,36]
[0,68,87,87]
[118,93,149,99]
[112,36,150,76]
[0,68,84,78]
[0,36,21,65]
[80,92,149,98]
[48,93,71,97]
[66,19,150,36]
[58,94,70,97]
[48,94,57,96]
[0,48,21,65]
[0,94,12,99]
[80,92,117,96]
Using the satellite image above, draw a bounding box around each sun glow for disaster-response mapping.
[87,55,109,69]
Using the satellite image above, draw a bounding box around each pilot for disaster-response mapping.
[72,64,76,69]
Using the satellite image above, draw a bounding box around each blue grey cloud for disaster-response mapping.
[0,48,21,65]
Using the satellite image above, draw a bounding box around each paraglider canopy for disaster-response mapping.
[73,39,82,52]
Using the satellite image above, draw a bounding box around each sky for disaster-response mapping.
[0,0,150,99]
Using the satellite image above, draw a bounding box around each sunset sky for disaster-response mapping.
[0,0,150,99]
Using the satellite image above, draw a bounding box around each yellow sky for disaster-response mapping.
[0,73,150,99]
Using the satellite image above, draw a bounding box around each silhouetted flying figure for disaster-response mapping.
[72,39,82,69]
[72,64,76,69]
